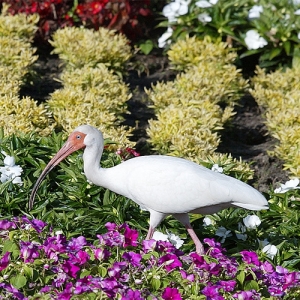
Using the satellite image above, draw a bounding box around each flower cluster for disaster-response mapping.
[1,217,300,299]
[158,0,300,69]
[3,0,152,42]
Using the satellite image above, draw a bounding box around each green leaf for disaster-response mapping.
[269,47,282,60]
[236,270,245,285]
[151,278,161,291]
[244,280,259,291]
[23,265,34,279]
[139,40,154,55]
[3,240,19,258]
[10,275,27,289]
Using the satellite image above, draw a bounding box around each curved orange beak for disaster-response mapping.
[28,131,86,210]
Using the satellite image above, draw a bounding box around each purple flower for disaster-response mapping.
[121,289,144,300]
[162,287,182,300]
[142,239,157,253]
[99,277,122,298]
[233,290,260,299]
[53,271,68,288]
[0,220,16,230]
[0,252,10,271]
[180,270,195,282]
[21,216,46,233]
[62,261,80,278]
[94,247,110,261]
[108,261,129,281]
[217,280,236,292]
[159,253,182,272]
[20,241,39,263]
[56,282,73,300]
[240,251,260,266]
[74,276,93,294]
[0,283,26,299]
[202,285,224,300]
[67,236,87,252]
[69,250,90,265]
[122,251,142,267]
[43,234,67,262]
[105,222,117,231]
[100,230,124,247]
[121,224,139,247]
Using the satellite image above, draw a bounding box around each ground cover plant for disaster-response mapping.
[1,0,300,299]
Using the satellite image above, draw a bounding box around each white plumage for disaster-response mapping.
[29,125,268,254]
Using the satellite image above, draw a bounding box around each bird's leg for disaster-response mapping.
[173,213,205,255]
[146,210,168,240]
[185,225,205,255]
[146,226,155,240]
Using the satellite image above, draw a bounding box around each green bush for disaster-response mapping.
[0,4,38,41]
[50,27,132,73]
[147,37,248,163]
[251,67,300,176]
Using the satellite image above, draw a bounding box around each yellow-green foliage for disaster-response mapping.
[47,65,134,148]
[168,36,237,71]
[59,64,131,116]
[50,27,131,72]
[0,4,39,41]
[251,67,300,176]
[0,36,38,84]
[147,40,248,160]
[0,9,54,136]
[148,62,247,112]
[0,95,55,136]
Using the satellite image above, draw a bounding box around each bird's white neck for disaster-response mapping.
[82,144,127,196]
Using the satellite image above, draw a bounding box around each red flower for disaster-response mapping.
[90,1,103,15]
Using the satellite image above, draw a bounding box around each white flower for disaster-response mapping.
[211,164,223,173]
[198,12,212,23]
[152,231,184,249]
[215,226,232,243]
[195,0,218,8]
[243,215,261,229]
[248,5,263,19]
[0,154,23,185]
[167,232,184,249]
[262,244,278,259]
[153,231,169,241]
[158,27,173,48]
[244,30,268,50]
[274,178,300,193]
[203,216,214,226]
[295,9,300,15]
[162,0,190,23]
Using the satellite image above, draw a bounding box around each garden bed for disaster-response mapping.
[20,46,289,193]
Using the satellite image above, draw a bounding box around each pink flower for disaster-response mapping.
[122,224,139,247]
[62,261,80,278]
[162,287,182,300]
[159,253,182,272]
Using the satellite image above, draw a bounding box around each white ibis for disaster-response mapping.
[29,125,268,254]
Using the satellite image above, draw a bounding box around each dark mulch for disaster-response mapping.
[20,46,289,193]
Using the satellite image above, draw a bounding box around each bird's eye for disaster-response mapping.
[76,135,81,139]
